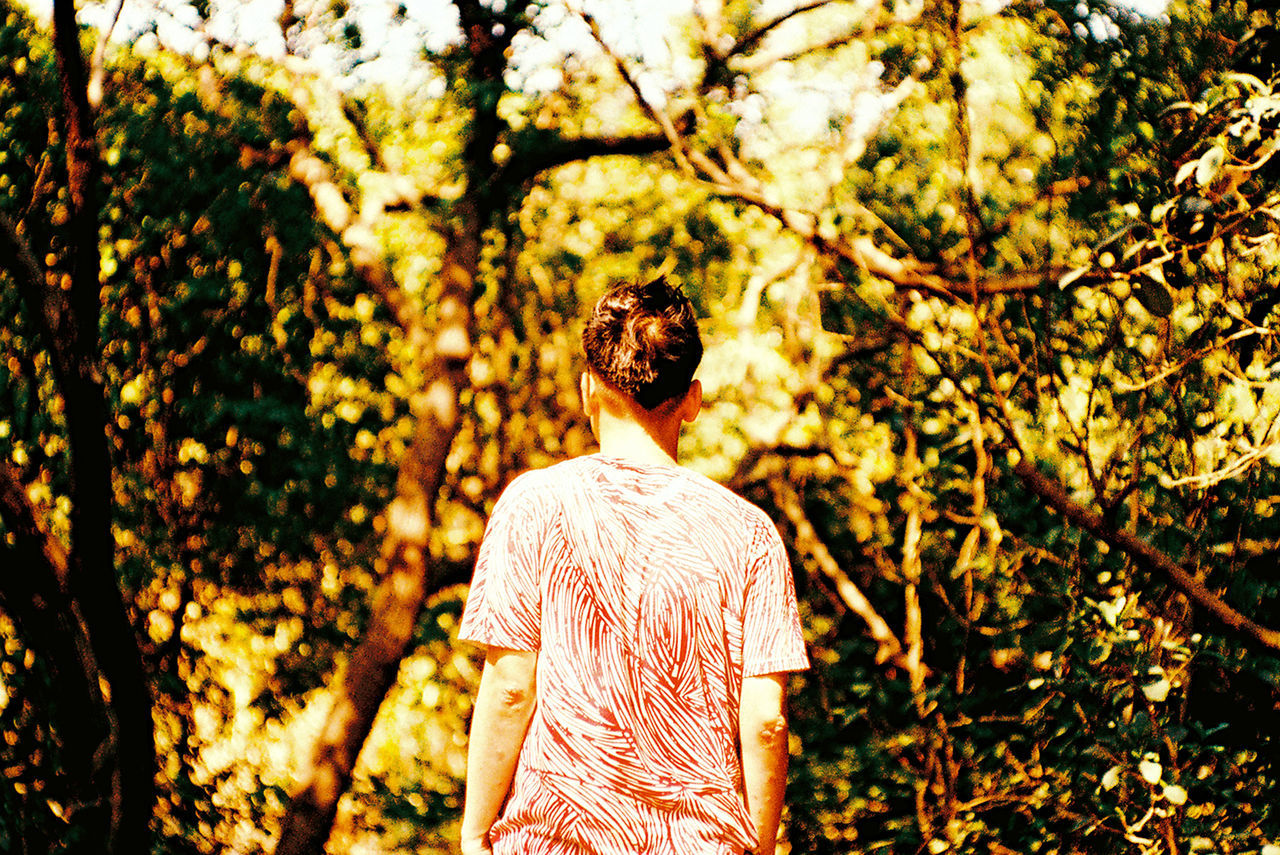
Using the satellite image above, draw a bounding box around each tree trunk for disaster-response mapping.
[273,222,477,855]
[273,1,669,848]
[51,2,157,850]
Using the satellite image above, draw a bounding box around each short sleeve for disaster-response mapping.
[458,474,549,651]
[742,518,809,677]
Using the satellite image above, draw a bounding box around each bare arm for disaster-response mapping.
[460,647,538,855]
[740,673,790,855]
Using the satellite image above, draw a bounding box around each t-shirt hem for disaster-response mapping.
[456,629,539,652]
[743,656,810,678]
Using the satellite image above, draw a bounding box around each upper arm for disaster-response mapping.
[740,672,787,736]
[481,647,539,708]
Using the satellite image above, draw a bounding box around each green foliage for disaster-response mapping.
[773,1,1280,851]
[0,8,408,849]
[3,0,1280,853]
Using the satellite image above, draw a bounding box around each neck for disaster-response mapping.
[594,409,681,467]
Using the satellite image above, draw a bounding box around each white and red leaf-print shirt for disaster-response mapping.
[460,454,810,855]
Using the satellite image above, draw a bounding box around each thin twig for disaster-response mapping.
[88,0,127,108]
[1163,436,1280,490]
[1112,327,1272,393]
[721,0,841,61]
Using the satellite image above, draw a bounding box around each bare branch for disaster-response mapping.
[721,0,842,61]
[52,0,101,357]
[0,459,112,828]
[951,402,991,695]
[734,23,874,70]
[87,0,126,108]
[1113,327,1273,393]
[940,177,1091,267]
[770,481,918,673]
[284,141,421,337]
[182,61,446,336]
[274,216,475,855]
[1012,457,1280,652]
[498,130,672,188]
[898,358,933,708]
[50,4,158,850]
[580,10,703,179]
[709,184,1053,297]
[1163,433,1280,490]
[276,7,515,848]
[341,97,394,173]
[587,3,1067,305]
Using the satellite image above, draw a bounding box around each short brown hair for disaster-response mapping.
[582,277,702,410]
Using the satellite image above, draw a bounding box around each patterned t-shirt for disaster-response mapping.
[459,454,809,855]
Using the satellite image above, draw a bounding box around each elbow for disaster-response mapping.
[740,673,790,751]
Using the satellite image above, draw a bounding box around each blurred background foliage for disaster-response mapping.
[1,0,1278,853]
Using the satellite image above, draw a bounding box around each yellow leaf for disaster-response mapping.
[1102,765,1122,791]
[1142,677,1171,703]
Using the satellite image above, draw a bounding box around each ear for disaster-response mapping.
[678,379,702,424]
[580,371,599,417]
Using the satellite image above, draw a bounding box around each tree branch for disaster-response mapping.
[284,140,420,336]
[1011,458,1280,651]
[585,14,1056,300]
[274,6,517,849]
[733,23,878,70]
[713,187,1053,297]
[52,0,101,352]
[720,0,842,62]
[340,96,393,174]
[770,481,918,673]
[592,2,1089,309]
[497,130,672,188]
[87,0,126,108]
[273,216,475,855]
[580,11,703,179]
[50,2,157,850]
[0,458,112,839]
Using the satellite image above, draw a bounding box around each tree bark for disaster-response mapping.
[273,4,529,850]
[273,1,688,848]
[49,2,157,850]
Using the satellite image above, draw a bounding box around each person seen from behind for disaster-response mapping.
[458,276,810,855]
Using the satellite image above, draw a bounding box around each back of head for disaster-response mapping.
[582,276,703,411]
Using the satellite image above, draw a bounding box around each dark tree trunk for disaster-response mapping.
[49,2,156,850]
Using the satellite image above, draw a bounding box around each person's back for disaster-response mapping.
[462,454,805,853]
[458,277,808,855]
